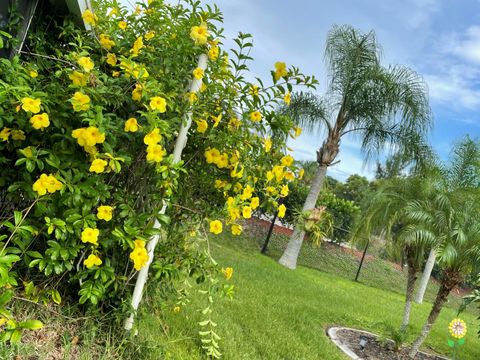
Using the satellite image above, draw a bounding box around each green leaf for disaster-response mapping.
[14,211,22,226]
[18,319,43,330]
[51,289,61,305]
[0,290,13,307]
[447,339,455,347]
[458,338,465,345]
[10,329,22,344]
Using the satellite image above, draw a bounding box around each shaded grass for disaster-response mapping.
[135,231,480,359]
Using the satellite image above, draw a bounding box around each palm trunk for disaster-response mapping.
[414,249,436,304]
[401,264,417,331]
[278,165,328,269]
[408,270,461,358]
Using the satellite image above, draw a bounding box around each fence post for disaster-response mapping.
[124,53,208,332]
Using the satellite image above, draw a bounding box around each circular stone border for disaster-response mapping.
[326,326,450,360]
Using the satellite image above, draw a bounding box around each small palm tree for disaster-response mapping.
[278,24,432,269]
[408,194,480,357]
[353,175,439,330]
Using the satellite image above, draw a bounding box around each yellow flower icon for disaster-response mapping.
[124,118,139,132]
[69,71,87,87]
[222,267,233,280]
[143,128,161,146]
[82,9,97,25]
[278,204,286,218]
[78,57,94,73]
[249,111,262,122]
[231,224,242,236]
[71,92,91,112]
[449,318,467,339]
[146,144,166,163]
[149,96,167,112]
[196,119,208,133]
[192,67,204,80]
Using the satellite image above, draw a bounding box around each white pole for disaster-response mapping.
[414,248,436,304]
[124,54,208,331]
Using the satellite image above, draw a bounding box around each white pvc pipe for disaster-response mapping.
[124,54,208,331]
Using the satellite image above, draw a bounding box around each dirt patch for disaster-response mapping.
[334,328,448,360]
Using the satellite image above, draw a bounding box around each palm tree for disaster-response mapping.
[353,175,438,330]
[278,24,432,269]
[408,194,480,357]
[414,136,480,304]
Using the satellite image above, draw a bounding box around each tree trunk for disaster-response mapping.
[278,165,328,269]
[401,264,417,331]
[408,270,461,358]
[414,249,436,304]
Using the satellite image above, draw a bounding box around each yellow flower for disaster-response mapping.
[71,92,91,112]
[214,179,227,189]
[78,57,94,73]
[190,23,209,45]
[272,165,285,182]
[240,185,253,200]
[208,45,219,60]
[149,96,167,112]
[72,127,105,147]
[10,129,25,141]
[112,71,120,77]
[192,67,204,80]
[266,186,277,195]
[89,159,108,173]
[81,227,100,245]
[242,206,252,219]
[231,224,242,236]
[264,137,272,152]
[97,205,113,221]
[30,113,50,130]
[212,114,222,128]
[294,127,302,137]
[124,118,139,132]
[23,147,33,158]
[69,71,87,87]
[228,117,241,130]
[222,267,233,280]
[204,148,220,164]
[146,144,166,163]
[99,34,115,50]
[278,204,286,218]
[249,111,262,122]
[130,36,144,57]
[216,153,229,168]
[106,53,117,66]
[173,306,181,313]
[29,70,38,78]
[130,241,149,270]
[143,128,161,146]
[298,168,305,180]
[108,7,119,17]
[449,318,467,339]
[284,91,291,105]
[145,31,155,40]
[266,171,274,182]
[281,184,289,197]
[82,9,97,25]
[187,92,198,104]
[209,220,223,234]
[132,84,142,101]
[281,155,294,167]
[84,254,102,268]
[251,197,260,210]
[32,173,63,196]
[274,61,288,80]
[284,171,295,181]
[196,119,208,133]
[118,21,127,30]
[21,97,41,113]
[250,85,259,97]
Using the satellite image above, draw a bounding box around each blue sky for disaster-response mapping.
[207,0,480,180]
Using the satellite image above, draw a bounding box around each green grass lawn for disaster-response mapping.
[134,230,480,359]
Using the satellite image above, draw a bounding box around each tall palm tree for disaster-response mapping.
[278,25,432,269]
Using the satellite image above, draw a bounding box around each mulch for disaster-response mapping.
[334,328,449,360]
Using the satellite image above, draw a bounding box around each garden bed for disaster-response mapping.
[327,327,450,360]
